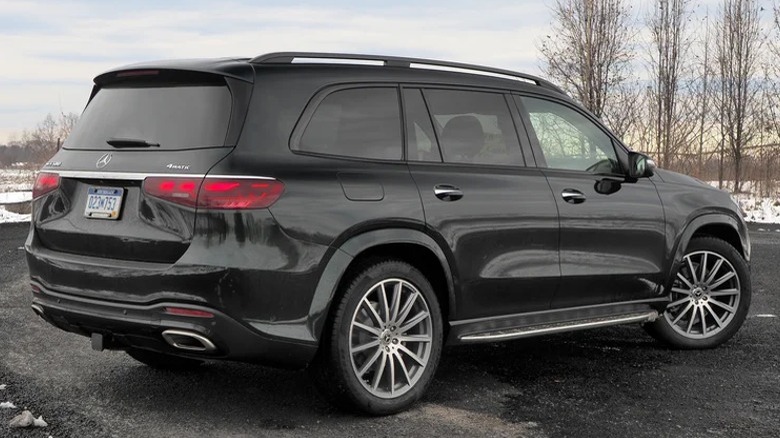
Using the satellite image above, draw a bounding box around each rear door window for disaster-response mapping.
[423,89,524,166]
[65,84,232,150]
[297,88,402,160]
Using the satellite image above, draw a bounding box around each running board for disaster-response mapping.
[459,311,659,343]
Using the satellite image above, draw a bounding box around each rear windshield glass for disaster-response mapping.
[64,85,232,150]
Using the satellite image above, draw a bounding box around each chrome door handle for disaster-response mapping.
[434,184,463,201]
[561,189,586,204]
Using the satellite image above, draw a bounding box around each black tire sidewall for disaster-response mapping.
[649,237,751,349]
[328,260,443,415]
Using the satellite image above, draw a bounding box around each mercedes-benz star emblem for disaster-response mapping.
[96,153,112,169]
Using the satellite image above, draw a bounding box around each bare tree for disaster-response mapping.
[58,112,79,141]
[600,80,644,140]
[763,4,780,145]
[28,114,59,163]
[538,0,635,121]
[693,11,715,181]
[646,0,692,169]
[714,0,764,192]
[18,112,80,164]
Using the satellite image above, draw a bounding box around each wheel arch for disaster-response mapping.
[306,228,456,344]
[666,213,748,293]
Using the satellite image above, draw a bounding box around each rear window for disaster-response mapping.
[64,84,232,150]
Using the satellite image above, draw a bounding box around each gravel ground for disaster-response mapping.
[1,222,778,437]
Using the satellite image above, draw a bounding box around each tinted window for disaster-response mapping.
[65,85,231,150]
[520,96,620,174]
[423,90,523,166]
[403,89,441,162]
[298,88,402,160]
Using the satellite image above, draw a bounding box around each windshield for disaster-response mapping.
[65,84,232,150]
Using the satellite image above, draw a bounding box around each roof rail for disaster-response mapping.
[250,52,566,95]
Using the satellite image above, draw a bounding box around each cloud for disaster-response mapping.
[0,1,554,142]
[6,0,773,143]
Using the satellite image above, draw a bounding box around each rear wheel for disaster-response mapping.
[311,259,443,415]
[126,348,203,371]
[645,236,751,349]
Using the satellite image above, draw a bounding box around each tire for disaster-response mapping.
[645,236,751,349]
[311,259,444,415]
[126,348,203,371]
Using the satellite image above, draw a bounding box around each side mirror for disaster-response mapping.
[628,152,656,179]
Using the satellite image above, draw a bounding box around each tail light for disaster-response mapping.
[198,178,284,209]
[143,176,284,210]
[142,177,201,207]
[32,172,61,199]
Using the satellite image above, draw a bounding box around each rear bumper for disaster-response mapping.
[29,280,317,369]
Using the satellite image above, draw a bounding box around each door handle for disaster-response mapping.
[434,184,463,201]
[561,189,586,204]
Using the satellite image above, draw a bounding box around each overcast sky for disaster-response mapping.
[0,0,773,144]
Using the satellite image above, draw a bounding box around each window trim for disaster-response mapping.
[289,83,405,162]
[400,87,444,163]
[513,92,627,176]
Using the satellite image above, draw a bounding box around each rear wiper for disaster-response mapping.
[106,138,160,148]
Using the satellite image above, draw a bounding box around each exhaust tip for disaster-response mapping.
[161,329,216,353]
[31,303,45,318]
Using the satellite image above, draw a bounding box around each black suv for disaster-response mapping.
[26,52,751,415]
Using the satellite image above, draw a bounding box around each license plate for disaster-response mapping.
[84,187,124,220]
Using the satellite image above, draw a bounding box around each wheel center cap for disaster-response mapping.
[691,287,704,299]
[380,329,395,345]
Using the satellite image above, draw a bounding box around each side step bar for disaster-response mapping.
[460,311,659,343]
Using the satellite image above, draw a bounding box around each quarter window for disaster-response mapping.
[423,90,524,166]
[298,88,402,160]
[519,96,620,174]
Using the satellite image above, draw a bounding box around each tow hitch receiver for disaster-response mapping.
[91,332,105,351]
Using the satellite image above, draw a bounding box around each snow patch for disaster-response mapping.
[706,181,780,223]
[8,410,48,428]
[0,384,6,390]
[0,191,32,204]
[0,401,17,409]
[733,194,780,224]
[0,206,31,224]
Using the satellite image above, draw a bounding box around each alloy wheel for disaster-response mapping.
[348,278,433,399]
[664,250,741,339]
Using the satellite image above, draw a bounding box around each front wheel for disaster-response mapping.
[311,259,443,415]
[645,236,751,349]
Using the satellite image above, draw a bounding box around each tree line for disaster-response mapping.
[3,1,779,196]
[539,0,780,194]
[0,112,79,167]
